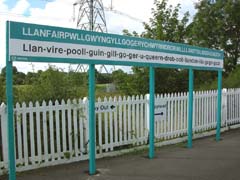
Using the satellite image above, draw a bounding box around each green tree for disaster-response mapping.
[95,69,112,84]
[67,70,87,86]
[24,71,42,84]
[32,66,69,102]
[122,29,140,37]
[129,67,149,94]
[142,0,190,42]
[117,0,191,95]
[112,69,135,95]
[1,66,26,85]
[189,0,240,73]
[155,68,188,93]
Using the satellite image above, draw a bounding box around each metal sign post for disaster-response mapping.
[6,21,16,180]
[216,70,222,141]
[149,66,155,159]
[6,21,224,180]
[88,64,96,174]
[188,68,194,148]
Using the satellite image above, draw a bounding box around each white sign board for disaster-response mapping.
[8,21,224,70]
[154,100,167,121]
[95,103,116,113]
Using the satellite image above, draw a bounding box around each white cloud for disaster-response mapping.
[0,0,8,12]
[11,0,30,14]
[29,0,74,27]
[104,0,154,22]
[102,0,153,34]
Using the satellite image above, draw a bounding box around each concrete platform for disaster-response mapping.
[1,129,240,180]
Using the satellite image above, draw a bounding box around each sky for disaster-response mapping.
[0,0,198,73]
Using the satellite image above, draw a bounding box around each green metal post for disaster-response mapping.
[216,70,222,141]
[149,66,155,159]
[188,68,194,148]
[6,21,16,180]
[88,64,96,175]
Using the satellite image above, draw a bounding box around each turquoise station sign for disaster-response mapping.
[9,21,224,70]
[6,21,224,180]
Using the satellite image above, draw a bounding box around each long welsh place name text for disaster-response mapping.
[22,43,221,67]
[22,27,222,59]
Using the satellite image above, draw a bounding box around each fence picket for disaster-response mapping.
[140,95,144,144]
[114,96,118,146]
[231,90,233,123]
[49,101,55,161]
[131,96,136,144]
[123,96,127,143]
[16,103,23,164]
[167,94,170,139]
[235,90,237,123]
[109,97,114,151]
[211,91,215,127]
[177,93,181,136]
[179,93,183,135]
[207,92,210,130]
[61,100,67,155]
[67,99,73,157]
[83,98,88,155]
[97,98,102,154]
[118,96,123,145]
[204,92,208,130]
[184,92,188,133]
[127,96,131,142]
[42,101,48,162]
[73,99,79,157]
[200,91,204,129]
[1,103,8,169]
[155,95,159,138]
[55,100,61,160]
[136,95,140,144]
[144,95,148,143]
[29,102,36,165]
[35,101,42,163]
[104,97,109,152]
[237,91,239,123]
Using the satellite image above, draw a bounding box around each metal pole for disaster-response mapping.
[88,64,96,174]
[149,66,155,159]
[6,21,16,180]
[90,0,94,31]
[89,0,95,174]
[216,70,222,141]
[188,68,194,148]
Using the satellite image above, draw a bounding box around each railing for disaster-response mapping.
[0,88,240,174]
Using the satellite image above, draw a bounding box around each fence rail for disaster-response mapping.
[0,88,240,174]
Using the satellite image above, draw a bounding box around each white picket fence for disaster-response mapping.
[0,88,240,174]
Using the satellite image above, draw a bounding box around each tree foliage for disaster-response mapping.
[118,0,240,94]
[189,0,240,73]
[143,0,190,43]
[0,66,89,103]
[0,65,119,103]
[117,0,191,95]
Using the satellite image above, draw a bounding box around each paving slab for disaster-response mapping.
[1,129,240,180]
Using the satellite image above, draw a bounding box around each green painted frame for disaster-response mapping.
[6,21,223,180]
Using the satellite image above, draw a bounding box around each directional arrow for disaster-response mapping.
[155,112,164,116]
[95,104,116,113]
[110,105,116,109]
